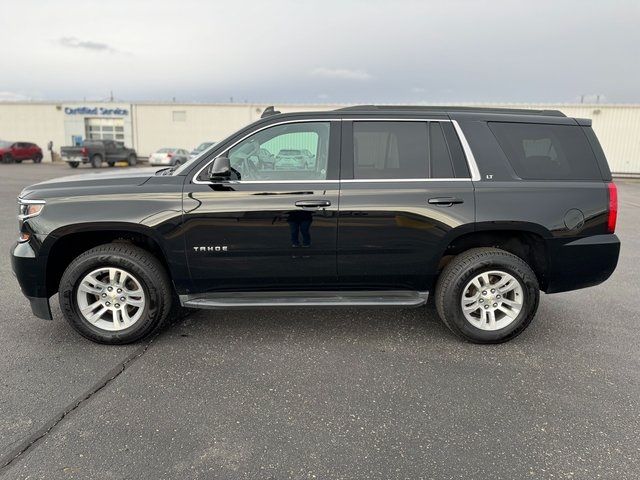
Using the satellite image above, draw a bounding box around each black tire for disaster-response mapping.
[3,154,13,164]
[91,154,102,168]
[15,159,22,164]
[107,161,115,167]
[128,154,137,166]
[435,247,539,344]
[58,244,173,344]
[33,154,43,163]
[69,161,79,168]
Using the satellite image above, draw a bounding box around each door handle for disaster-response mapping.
[295,200,331,208]
[428,197,464,206]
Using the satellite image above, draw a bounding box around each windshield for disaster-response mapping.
[192,142,215,153]
[157,148,176,153]
[172,141,219,175]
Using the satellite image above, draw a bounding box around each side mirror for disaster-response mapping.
[208,156,231,180]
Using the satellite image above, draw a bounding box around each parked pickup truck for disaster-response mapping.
[60,140,138,168]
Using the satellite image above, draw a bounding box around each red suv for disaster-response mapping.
[0,141,43,164]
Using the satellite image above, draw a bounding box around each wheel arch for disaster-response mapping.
[436,222,552,290]
[42,222,179,297]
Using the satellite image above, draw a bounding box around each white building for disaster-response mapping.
[0,101,639,175]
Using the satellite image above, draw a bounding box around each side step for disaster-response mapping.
[180,290,429,309]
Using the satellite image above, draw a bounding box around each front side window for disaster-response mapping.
[227,122,330,181]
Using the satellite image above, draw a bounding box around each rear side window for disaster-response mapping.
[353,122,428,179]
[488,122,602,180]
[351,121,468,179]
[429,122,454,178]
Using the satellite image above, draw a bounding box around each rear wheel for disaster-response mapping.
[91,154,102,168]
[69,161,79,168]
[59,244,173,344]
[435,247,539,344]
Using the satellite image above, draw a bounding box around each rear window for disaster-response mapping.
[488,122,602,180]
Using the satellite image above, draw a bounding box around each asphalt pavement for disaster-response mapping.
[0,162,639,479]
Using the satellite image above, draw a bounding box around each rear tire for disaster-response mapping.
[91,154,103,168]
[3,154,13,164]
[435,247,539,344]
[69,161,79,168]
[59,244,173,344]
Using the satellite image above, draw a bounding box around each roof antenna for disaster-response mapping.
[261,106,281,118]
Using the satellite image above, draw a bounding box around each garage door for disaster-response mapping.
[85,118,125,142]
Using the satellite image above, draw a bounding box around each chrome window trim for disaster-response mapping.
[192,117,480,185]
[451,120,481,181]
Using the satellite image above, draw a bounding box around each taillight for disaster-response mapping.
[81,147,88,156]
[607,182,617,234]
[167,153,173,158]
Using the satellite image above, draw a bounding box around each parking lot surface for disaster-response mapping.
[1,163,639,479]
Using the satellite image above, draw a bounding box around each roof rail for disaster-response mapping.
[334,105,566,117]
[261,106,281,118]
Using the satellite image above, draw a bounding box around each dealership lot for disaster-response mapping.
[1,163,639,479]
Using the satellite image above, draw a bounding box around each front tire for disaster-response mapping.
[435,247,539,344]
[59,244,173,344]
[33,154,43,163]
[91,154,102,168]
[128,154,137,166]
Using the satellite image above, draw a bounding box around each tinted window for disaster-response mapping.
[489,122,602,180]
[228,122,330,181]
[353,122,428,179]
[429,122,454,178]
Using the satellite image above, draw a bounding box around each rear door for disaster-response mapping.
[337,118,476,291]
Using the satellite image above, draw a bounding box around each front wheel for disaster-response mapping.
[435,247,539,344]
[59,244,173,344]
[2,154,13,163]
[33,154,43,163]
[128,154,137,166]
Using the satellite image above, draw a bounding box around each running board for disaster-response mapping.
[180,290,429,309]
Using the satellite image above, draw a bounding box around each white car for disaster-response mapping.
[148,148,190,166]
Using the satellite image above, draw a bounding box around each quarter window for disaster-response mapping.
[489,122,602,180]
[227,122,330,181]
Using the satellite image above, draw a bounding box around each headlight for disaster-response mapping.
[18,199,45,219]
[17,198,45,242]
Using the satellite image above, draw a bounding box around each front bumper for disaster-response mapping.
[10,241,52,320]
[545,234,620,294]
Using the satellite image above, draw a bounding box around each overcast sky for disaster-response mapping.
[1,0,639,104]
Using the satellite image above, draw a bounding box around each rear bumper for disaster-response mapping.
[10,241,52,320]
[545,234,620,294]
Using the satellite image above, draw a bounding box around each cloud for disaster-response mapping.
[56,37,118,53]
[0,91,30,101]
[311,68,372,81]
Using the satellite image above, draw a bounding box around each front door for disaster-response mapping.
[183,120,341,293]
[337,119,476,291]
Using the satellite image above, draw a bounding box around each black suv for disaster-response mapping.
[11,106,620,344]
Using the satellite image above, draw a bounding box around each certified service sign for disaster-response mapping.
[64,106,129,116]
